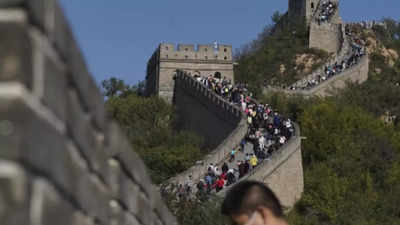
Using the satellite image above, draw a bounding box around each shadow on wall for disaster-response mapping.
[167,70,248,187]
[173,71,243,150]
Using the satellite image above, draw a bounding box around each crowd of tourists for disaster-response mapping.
[289,29,366,90]
[173,74,295,199]
[316,1,337,24]
[347,20,388,30]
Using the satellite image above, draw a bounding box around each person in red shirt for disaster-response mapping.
[215,176,225,192]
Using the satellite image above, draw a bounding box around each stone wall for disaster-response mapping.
[0,1,177,225]
[168,70,248,185]
[309,22,343,54]
[146,44,234,103]
[263,53,369,97]
[218,124,303,209]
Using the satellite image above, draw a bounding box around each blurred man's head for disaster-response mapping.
[221,181,288,225]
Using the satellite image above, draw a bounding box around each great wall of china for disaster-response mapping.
[0,0,369,224]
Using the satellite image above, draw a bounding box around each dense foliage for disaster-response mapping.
[234,19,329,96]
[103,79,204,184]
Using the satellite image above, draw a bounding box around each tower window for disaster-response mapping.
[185,48,188,51]
[311,2,314,9]
[185,55,188,59]
[224,48,227,52]
[224,56,228,60]
[166,54,168,58]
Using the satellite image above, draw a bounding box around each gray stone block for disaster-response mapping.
[0,0,24,7]
[0,23,33,89]
[0,160,30,225]
[87,76,105,131]
[115,151,153,198]
[104,121,131,157]
[101,158,122,198]
[109,200,123,225]
[53,1,72,60]
[122,212,140,225]
[67,89,107,172]
[153,195,177,225]
[0,97,26,160]
[120,176,139,214]
[75,173,111,224]
[135,192,152,225]
[72,212,96,225]
[30,178,75,225]
[27,0,56,37]
[42,52,67,122]
[66,38,91,111]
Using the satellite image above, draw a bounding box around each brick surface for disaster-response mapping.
[0,23,33,89]
[30,178,75,225]
[53,1,72,60]
[135,193,153,225]
[0,3,178,225]
[0,160,29,225]
[115,151,153,198]
[87,76,105,131]
[67,89,107,172]
[102,158,122,198]
[66,39,91,111]
[42,52,67,121]
[27,0,56,36]
[120,177,139,214]
[72,212,96,225]
[76,173,111,224]
[122,212,140,225]
[0,0,24,7]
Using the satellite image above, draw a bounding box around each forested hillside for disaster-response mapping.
[234,16,329,96]
[240,19,400,225]
[102,78,204,184]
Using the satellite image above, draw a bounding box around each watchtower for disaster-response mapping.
[145,43,234,103]
[288,0,321,25]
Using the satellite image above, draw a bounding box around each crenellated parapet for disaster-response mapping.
[146,44,234,103]
[159,43,233,62]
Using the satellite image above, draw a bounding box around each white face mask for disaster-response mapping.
[244,212,258,225]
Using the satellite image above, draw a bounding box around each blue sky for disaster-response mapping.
[58,0,399,85]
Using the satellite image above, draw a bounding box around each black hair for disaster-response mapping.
[221,180,284,218]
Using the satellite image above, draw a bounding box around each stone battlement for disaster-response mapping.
[146,43,234,103]
[159,43,233,62]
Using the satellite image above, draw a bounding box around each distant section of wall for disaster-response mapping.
[263,55,369,97]
[0,1,177,225]
[168,70,248,185]
[146,44,234,103]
